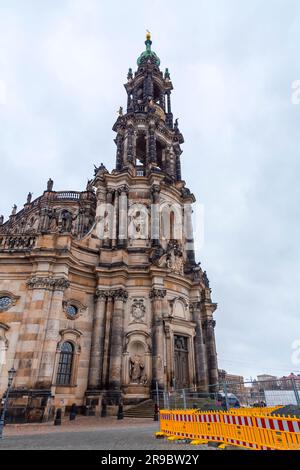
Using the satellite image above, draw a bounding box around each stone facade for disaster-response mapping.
[0,34,218,417]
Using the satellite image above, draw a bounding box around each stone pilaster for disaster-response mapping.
[191,301,208,390]
[115,133,123,171]
[184,202,195,265]
[30,277,70,388]
[112,188,119,249]
[118,185,129,248]
[149,288,166,390]
[103,188,114,248]
[15,278,51,388]
[108,289,128,391]
[88,289,107,389]
[101,292,114,388]
[175,148,182,181]
[126,127,134,163]
[151,185,160,246]
[149,125,156,165]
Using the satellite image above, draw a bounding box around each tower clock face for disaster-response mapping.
[0,296,12,310]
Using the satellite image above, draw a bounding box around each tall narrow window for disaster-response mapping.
[56,342,74,385]
[170,211,175,240]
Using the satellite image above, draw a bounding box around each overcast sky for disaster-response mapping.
[0,0,299,380]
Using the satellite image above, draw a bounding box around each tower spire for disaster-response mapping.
[113,34,184,180]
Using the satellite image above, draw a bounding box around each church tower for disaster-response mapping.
[0,33,218,416]
[90,33,219,401]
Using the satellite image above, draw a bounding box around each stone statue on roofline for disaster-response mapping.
[47,178,54,192]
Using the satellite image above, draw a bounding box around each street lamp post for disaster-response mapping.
[0,367,16,440]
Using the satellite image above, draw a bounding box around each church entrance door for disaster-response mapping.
[174,335,189,389]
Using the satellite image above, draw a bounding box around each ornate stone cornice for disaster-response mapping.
[202,319,216,329]
[26,277,70,291]
[113,288,128,302]
[95,287,128,302]
[118,185,129,195]
[149,288,167,300]
[95,288,110,300]
[106,187,115,196]
[190,301,201,312]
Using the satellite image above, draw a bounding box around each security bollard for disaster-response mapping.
[101,399,107,418]
[117,403,124,420]
[154,403,159,421]
[69,403,77,421]
[54,408,62,426]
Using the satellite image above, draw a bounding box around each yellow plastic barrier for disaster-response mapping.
[227,406,281,416]
[159,409,300,450]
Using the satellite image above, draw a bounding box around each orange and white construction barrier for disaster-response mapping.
[159,409,300,450]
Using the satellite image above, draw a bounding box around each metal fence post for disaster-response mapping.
[223,382,229,411]
[163,391,167,410]
[291,378,300,407]
[183,389,187,410]
[155,381,159,407]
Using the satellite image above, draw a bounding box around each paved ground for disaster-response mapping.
[0,417,214,450]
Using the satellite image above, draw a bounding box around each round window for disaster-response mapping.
[66,305,78,317]
[0,296,12,310]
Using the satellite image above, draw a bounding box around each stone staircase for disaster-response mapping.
[124,399,155,419]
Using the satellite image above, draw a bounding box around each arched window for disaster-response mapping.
[56,342,74,385]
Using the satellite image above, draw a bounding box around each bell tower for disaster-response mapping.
[89,33,219,402]
[113,32,183,182]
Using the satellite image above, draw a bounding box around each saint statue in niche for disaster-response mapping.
[129,354,145,383]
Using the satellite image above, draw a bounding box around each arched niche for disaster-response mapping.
[122,331,151,386]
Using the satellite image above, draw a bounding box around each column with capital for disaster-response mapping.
[203,317,218,391]
[88,289,107,389]
[191,301,208,390]
[108,289,128,392]
[149,288,166,390]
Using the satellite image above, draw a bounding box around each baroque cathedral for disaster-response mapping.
[0,33,218,418]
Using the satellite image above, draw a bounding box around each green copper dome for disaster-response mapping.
[137,32,160,67]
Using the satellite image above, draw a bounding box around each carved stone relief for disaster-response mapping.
[130,298,146,323]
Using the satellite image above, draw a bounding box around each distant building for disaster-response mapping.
[278,373,300,390]
[218,370,245,395]
[256,374,279,390]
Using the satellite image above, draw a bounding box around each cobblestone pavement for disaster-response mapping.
[0,418,213,450]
